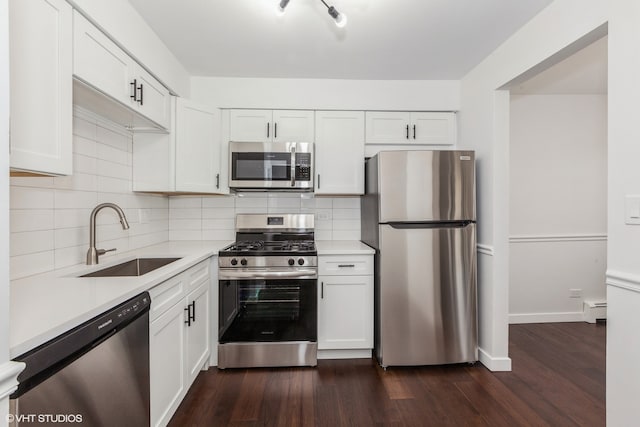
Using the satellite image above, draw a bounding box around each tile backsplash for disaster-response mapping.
[168,193,361,242]
[10,109,362,280]
[9,109,168,280]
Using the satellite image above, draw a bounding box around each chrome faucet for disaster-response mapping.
[86,203,130,265]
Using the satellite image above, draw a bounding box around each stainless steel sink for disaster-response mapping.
[80,257,181,277]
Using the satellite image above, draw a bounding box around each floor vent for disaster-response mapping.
[583,300,607,323]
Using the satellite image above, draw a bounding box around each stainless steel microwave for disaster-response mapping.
[229,141,314,191]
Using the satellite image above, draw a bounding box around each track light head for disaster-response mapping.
[327,5,347,28]
[277,0,290,16]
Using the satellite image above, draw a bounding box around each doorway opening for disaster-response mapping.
[507,36,608,325]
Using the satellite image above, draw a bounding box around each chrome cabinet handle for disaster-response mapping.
[267,122,270,138]
[274,122,278,139]
[321,281,324,299]
[216,173,220,189]
[338,264,355,268]
[317,174,320,189]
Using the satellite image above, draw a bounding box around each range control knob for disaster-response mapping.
[298,258,305,266]
[288,258,295,266]
[240,258,248,266]
[230,258,238,266]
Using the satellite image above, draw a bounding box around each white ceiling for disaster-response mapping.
[128,0,554,80]
[511,36,608,95]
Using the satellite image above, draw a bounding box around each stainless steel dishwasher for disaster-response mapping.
[10,292,151,427]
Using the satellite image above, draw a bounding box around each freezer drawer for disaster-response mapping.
[377,222,477,366]
[377,150,475,222]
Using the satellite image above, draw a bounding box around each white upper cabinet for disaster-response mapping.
[365,111,456,145]
[174,98,221,193]
[229,109,314,143]
[133,97,223,194]
[272,110,315,142]
[9,0,73,176]
[315,111,365,195]
[73,11,170,130]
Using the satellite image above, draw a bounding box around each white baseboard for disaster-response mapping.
[0,361,25,400]
[318,349,372,360]
[509,312,584,324]
[478,348,512,371]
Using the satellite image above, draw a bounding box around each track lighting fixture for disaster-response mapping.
[276,0,347,28]
[277,0,290,16]
[320,0,347,28]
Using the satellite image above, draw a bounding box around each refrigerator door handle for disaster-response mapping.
[386,221,473,229]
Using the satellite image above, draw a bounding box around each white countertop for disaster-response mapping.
[10,240,231,358]
[316,240,375,255]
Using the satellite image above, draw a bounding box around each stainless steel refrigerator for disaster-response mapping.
[361,150,477,367]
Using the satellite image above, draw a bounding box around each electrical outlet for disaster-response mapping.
[138,209,150,224]
[569,288,582,298]
[316,212,331,220]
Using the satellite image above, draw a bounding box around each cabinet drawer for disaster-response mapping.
[149,272,186,321]
[319,256,373,276]
[185,260,210,292]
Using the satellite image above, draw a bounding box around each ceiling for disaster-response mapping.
[511,36,608,95]
[128,0,554,80]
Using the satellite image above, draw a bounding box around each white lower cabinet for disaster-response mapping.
[149,259,211,427]
[185,282,210,385]
[150,299,186,427]
[318,255,373,357]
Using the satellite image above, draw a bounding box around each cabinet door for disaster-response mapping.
[318,275,374,350]
[229,109,272,142]
[150,301,185,427]
[272,110,315,142]
[185,283,210,386]
[9,0,72,176]
[410,112,456,145]
[134,64,171,129]
[175,98,221,193]
[365,111,411,144]
[73,11,133,107]
[315,111,364,195]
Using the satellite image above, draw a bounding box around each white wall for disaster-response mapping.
[68,0,190,96]
[459,0,608,371]
[607,1,640,424]
[0,0,15,420]
[190,77,460,111]
[9,109,168,280]
[168,194,360,242]
[509,94,607,323]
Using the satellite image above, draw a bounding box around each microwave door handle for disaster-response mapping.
[290,145,296,187]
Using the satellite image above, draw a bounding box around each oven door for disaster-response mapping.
[219,278,317,343]
[229,141,314,190]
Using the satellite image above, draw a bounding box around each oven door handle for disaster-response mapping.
[219,269,317,280]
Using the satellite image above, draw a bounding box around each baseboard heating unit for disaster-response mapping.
[583,300,607,323]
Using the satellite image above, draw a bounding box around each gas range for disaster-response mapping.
[218,214,317,274]
[217,213,318,369]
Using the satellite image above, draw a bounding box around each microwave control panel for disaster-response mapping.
[295,153,312,181]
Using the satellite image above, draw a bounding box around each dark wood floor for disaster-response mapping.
[169,322,606,426]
